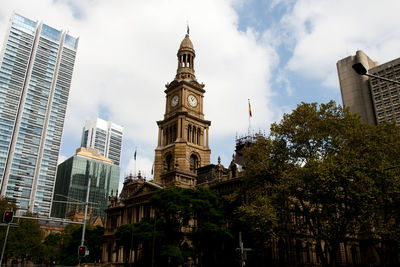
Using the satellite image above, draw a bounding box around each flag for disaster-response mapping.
[248,99,252,117]
[134,148,137,161]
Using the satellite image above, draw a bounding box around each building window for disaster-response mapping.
[165,154,173,171]
[187,125,192,142]
[192,127,196,144]
[190,154,198,173]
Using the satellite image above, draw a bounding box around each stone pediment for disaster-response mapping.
[134,182,162,195]
[121,180,163,200]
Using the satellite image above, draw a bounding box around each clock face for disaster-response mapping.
[171,95,179,107]
[188,95,197,107]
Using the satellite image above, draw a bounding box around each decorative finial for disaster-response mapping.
[187,21,189,35]
[218,156,221,165]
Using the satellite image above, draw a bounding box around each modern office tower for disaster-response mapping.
[81,117,123,166]
[337,50,400,125]
[0,13,78,216]
[51,147,119,221]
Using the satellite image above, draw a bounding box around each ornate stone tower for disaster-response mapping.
[153,33,211,188]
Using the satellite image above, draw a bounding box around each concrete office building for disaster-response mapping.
[0,13,78,216]
[337,50,400,125]
[51,147,119,221]
[81,117,123,166]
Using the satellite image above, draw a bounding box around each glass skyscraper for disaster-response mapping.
[0,13,78,216]
[81,117,123,166]
[51,147,119,221]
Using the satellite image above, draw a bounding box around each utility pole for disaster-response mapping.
[79,174,91,266]
[0,209,13,266]
[236,232,252,267]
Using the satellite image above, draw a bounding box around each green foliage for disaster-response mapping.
[59,224,81,265]
[41,233,61,265]
[6,216,44,263]
[115,187,232,266]
[59,224,104,265]
[160,244,184,265]
[240,101,400,266]
[0,197,104,265]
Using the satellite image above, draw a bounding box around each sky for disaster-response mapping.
[0,0,399,191]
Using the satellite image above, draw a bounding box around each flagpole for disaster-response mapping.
[248,99,252,137]
[134,147,137,177]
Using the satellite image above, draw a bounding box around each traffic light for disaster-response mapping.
[78,245,87,257]
[3,211,13,223]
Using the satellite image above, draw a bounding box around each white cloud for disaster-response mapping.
[57,154,68,165]
[275,0,400,88]
[0,0,277,183]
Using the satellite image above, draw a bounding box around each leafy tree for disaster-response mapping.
[41,233,61,265]
[59,224,81,265]
[115,219,160,265]
[359,122,400,266]
[151,187,232,266]
[59,224,105,265]
[240,101,400,266]
[6,214,44,264]
[115,187,232,266]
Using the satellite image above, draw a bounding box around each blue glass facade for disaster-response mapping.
[0,13,78,216]
[51,152,119,221]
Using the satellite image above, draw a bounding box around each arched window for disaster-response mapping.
[165,154,173,171]
[190,154,198,173]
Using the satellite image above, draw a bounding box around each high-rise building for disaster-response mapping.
[0,13,78,216]
[51,147,119,221]
[81,117,123,166]
[337,50,400,125]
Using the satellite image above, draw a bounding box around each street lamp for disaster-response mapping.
[352,52,400,85]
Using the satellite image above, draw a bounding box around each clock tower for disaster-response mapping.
[153,33,211,188]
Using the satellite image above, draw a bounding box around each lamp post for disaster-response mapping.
[352,55,400,85]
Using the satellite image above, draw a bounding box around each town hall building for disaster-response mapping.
[102,33,242,264]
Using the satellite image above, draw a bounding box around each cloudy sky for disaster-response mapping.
[0,0,399,190]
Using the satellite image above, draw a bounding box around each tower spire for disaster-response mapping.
[175,33,196,81]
